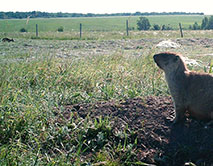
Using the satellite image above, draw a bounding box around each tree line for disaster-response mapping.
[0,11,204,19]
[137,16,213,31]
[190,16,213,30]
[136,17,177,30]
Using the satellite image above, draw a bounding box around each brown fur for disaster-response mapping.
[2,38,14,42]
[153,52,213,123]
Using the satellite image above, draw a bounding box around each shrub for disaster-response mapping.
[153,24,161,30]
[128,27,135,30]
[207,16,213,29]
[57,26,64,32]
[201,17,209,30]
[137,17,151,30]
[192,16,213,30]
[161,24,173,30]
[193,22,201,30]
[20,28,27,32]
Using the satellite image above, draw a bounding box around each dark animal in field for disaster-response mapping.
[2,38,14,42]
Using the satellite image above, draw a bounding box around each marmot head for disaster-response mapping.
[153,52,186,73]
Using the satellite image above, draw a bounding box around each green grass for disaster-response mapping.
[0,15,205,33]
[1,18,213,164]
[2,29,213,40]
[1,15,213,40]
[0,45,168,165]
[0,49,166,105]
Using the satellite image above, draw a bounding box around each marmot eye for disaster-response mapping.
[173,56,178,62]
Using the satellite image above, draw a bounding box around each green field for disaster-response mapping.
[1,15,211,40]
[1,16,213,165]
[0,15,205,33]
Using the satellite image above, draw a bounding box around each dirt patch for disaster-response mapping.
[64,96,213,165]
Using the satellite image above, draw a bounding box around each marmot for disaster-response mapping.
[153,52,213,123]
[2,38,14,42]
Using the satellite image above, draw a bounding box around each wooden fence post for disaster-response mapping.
[80,23,82,39]
[36,24,38,37]
[126,20,129,36]
[179,23,183,38]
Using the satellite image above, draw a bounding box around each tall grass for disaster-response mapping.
[0,52,168,165]
[0,52,168,105]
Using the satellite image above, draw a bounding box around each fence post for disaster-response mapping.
[80,23,82,39]
[36,24,38,37]
[126,20,129,36]
[179,23,183,38]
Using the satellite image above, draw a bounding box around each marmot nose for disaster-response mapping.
[153,54,158,62]
[153,54,162,69]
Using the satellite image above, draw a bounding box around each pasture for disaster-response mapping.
[0,15,205,32]
[0,16,213,165]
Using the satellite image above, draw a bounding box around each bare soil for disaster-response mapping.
[64,96,213,166]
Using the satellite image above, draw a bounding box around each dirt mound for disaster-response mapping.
[64,96,213,165]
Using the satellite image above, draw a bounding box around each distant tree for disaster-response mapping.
[0,11,205,19]
[134,12,142,16]
[56,12,63,17]
[161,25,166,30]
[189,25,193,30]
[161,24,173,30]
[128,27,135,30]
[207,16,213,29]
[193,22,200,30]
[86,13,95,17]
[153,24,161,30]
[137,17,151,30]
[201,17,209,29]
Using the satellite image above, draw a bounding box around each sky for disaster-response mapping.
[0,0,212,15]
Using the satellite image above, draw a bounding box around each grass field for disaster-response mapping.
[1,15,212,40]
[0,15,205,33]
[1,16,213,165]
[0,39,163,165]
